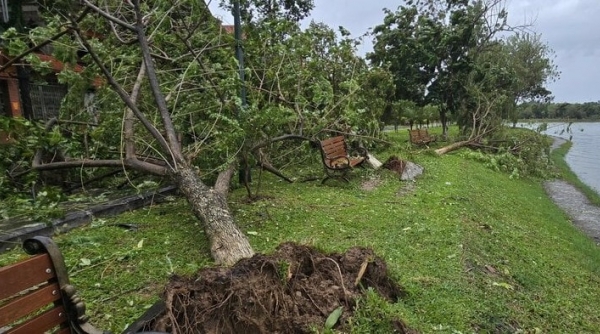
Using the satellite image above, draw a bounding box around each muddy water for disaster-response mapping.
[522,122,600,195]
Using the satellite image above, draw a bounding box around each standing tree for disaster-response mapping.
[503,33,559,126]
[368,0,556,138]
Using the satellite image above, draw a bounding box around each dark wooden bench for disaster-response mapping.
[0,236,166,334]
[408,128,436,146]
[318,136,366,183]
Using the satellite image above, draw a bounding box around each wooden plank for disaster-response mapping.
[321,136,344,146]
[349,157,365,167]
[322,141,344,150]
[6,305,67,334]
[324,148,346,158]
[0,254,56,300]
[0,283,62,328]
[321,137,347,156]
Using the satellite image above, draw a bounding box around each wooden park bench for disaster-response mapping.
[318,136,366,184]
[0,236,166,334]
[408,128,436,146]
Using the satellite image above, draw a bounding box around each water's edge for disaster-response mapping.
[521,122,600,195]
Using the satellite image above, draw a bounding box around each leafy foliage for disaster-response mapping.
[368,0,559,136]
[242,18,393,142]
[460,128,555,178]
[1,117,45,197]
[4,130,600,333]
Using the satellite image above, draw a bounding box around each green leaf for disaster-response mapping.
[324,306,343,329]
[492,282,514,290]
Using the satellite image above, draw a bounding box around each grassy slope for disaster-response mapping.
[2,130,600,333]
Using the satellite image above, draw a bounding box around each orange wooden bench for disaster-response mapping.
[318,136,366,183]
[0,236,165,334]
[408,128,436,146]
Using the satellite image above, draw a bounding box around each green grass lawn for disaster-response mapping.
[2,129,600,333]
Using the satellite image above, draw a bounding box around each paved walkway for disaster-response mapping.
[544,137,600,243]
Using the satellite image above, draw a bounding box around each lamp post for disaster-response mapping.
[233,0,247,110]
[8,0,33,119]
[233,0,251,184]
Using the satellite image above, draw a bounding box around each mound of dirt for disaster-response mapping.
[383,156,407,176]
[148,243,412,334]
[383,156,424,181]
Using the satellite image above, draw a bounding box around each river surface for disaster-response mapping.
[521,122,600,195]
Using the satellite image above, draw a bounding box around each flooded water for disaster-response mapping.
[522,122,600,195]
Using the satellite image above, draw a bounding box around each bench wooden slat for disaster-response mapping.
[408,129,435,145]
[0,282,62,328]
[0,254,56,300]
[321,136,345,146]
[1,236,168,334]
[349,158,364,167]
[322,142,341,150]
[6,305,67,334]
[324,148,347,159]
[322,147,345,156]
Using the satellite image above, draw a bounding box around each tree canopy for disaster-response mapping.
[368,0,559,135]
[1,0,396,264]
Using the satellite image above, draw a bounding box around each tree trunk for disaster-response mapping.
[434,140,472,155]
[173,166,254,266]
[439,109,448,138]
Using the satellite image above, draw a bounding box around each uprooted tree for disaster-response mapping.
[1,0,393,265]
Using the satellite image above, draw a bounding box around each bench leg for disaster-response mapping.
[322,169,350,184]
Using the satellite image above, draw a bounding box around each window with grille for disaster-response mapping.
[29,84,67,121]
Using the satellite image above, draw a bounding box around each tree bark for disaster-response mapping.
[173,166,254,266]
[434,140,472,155]
[214,163,236,197]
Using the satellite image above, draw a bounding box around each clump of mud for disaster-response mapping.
[148,243,411,334]
[382,156,407,176]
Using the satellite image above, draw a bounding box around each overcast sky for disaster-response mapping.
[208,0,600,103]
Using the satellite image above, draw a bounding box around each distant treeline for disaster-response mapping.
[518,101,600,120]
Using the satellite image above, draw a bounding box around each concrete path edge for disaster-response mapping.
[0,185,177,252]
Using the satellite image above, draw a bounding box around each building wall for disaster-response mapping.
[6,78,21,117]
[0,78,22,117]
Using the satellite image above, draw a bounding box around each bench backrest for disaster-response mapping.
[408,129,433,144]
[320,136,348,160]
[319,136,351,169]
[0,237,167,334]
[0,238,72,334]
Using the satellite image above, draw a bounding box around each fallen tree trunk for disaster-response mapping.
[173,166,254,266]
[434,140,473,155]
[366,153,383,169]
